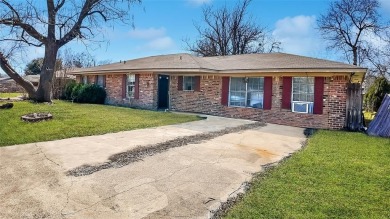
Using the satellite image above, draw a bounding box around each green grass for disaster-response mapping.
[0,92,23,98]
[0,100,199,147]
[224,131,390,219]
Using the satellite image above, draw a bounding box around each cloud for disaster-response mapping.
[129,27,176,51]
[272,15,325,57]
[273,15,316,37]
[145,37,175,50]
[128,27,166,40]
[187,0,212,6]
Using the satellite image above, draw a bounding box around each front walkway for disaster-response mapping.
[0,116,306,218]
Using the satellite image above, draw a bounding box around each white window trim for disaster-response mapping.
[183,76,195,91]
[127,74,135,99]
[291,77,314,114]
[228,78,247,108]
[228,77,264,109]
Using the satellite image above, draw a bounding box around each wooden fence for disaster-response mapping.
[345,83,364,131]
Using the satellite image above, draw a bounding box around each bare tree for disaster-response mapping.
[317,0,382,66]
[62,50,95,68]
[0,0,141,102]
[186,0,280,57]
[61,48,112,69]
[362,45,390,77]
[97,59,112,65]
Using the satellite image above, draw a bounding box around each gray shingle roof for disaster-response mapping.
[70,53,367,74]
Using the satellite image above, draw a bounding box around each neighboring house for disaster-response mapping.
[0,71,75,94]
[24,75,41,86]
[0,77,23,92]
[0,75,39,92]
[71,53,367,130]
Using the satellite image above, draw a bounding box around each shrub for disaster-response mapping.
[71,83,84,102]
[78,84,106,104]
[364,77,390,112]
[63,82,106,104]
[63,81,77,100]
[55,78,75,99]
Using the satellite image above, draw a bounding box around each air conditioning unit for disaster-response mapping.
[292,102,313,114]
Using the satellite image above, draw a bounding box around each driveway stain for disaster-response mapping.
[0,117,305,219]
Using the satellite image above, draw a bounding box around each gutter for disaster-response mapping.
[70,67,368,75]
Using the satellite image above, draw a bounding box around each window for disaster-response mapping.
[96,75,105,87]
[82,75,88,84]
[127,74,135,98]
[292,77,314,113]
[229,77,264,108]
[183,76,195,91]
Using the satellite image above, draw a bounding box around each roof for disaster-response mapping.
[70,53,367,75]
[0,71,74,84]
[24,75,40,83]
[0,77,13,83]
[0,75,40,83]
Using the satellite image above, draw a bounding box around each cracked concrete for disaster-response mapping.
[68,122,264,177]
[0,115,305,219]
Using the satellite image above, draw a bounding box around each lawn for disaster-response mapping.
[0,100,199,146]
[0,92,23,98]
[224,130,390,219]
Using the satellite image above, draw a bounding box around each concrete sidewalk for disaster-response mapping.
[0,116,305,219]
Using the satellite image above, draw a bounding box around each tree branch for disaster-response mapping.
[0,19,47,44]
[0,52,36,97]
[55,0,66,12]
[57,0,99,47]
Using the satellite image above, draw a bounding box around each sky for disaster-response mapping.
[11,0,390,72]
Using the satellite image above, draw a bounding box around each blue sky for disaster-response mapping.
[27,0,390,66]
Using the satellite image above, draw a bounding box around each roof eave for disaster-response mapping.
[70,67,367,75]
[218,68,367,74]
[70,68,218,75]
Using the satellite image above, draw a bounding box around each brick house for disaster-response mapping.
[71,53,366,129]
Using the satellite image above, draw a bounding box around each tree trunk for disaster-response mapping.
[352,47,358,66]
[0,52,37,99]
[35,43,58,102]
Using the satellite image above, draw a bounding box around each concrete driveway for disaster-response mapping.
[0,116,306,219]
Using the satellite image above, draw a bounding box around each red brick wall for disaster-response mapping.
[134,73,158,109]
[169,75,349,130]
[326,76,349,129]
[105,74,123,104]
[87,72,349,129]
[105,73,158,109]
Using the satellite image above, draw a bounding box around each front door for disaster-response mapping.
[158,75,169,109]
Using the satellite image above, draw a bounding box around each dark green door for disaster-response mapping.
[158,75,169,109]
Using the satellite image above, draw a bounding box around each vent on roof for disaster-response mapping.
[124,61,126,64]
[180,56,182,60]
